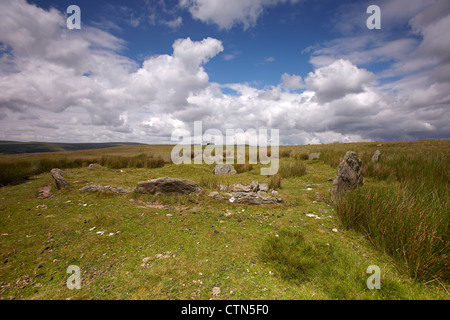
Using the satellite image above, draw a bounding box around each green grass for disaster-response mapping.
[0,140,449,300]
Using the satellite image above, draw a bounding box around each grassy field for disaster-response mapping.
[0,140,448,300]
[0,141,144,154]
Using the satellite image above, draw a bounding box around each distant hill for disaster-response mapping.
[0,141,144,154]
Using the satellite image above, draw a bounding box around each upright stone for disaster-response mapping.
[308,152,321,160]
[50,168,70,189]
[331,151,363,201]
[371,150,381,162]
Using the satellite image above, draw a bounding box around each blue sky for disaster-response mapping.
[1,0,449,144]
[29,0,340,86]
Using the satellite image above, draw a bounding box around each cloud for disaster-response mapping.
[281,73,304,90]
[0,0,449,145]
[180,0,300,30]
[304,59,374,103]
[162,16,183,28]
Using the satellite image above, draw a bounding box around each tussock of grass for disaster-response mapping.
[332,145,449,283]
[199,175,223,190]
[335,183,449,282]
[280,150,291,158]
[234,163,253,173]
[100,154,164,169]
[290,151,309,161]
[0,158,84,186]
[279,159,307,178]
[268,174,281,189]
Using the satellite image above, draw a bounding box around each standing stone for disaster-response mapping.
[331,151,363,201]
[50,168,70,189]
[213,164,237,175]
[371,150,381,162]
[308,152,321,160]
[134,177,201,196]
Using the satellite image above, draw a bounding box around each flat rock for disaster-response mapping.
[134,177,201,196]
[79,185,130,194]
[37,185,53,199]
[228,183,252,193]
[230,193,282,205]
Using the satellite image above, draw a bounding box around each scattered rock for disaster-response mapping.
[259,183,269,192]
[308,152,321,160]
[209,181,282,205]
[213,164,237,175]
[79,185,131,194]
[50,168,70,189]
[212,286,221,296]
[371,150,381,162]
[231,193,281,205]
[331,151,363,201]
[228,183,252,193]
[219,185,228,191]
[332,228,338,233]
[250,181,259,192]
[142,257,152,263]
[134,177,201,196]
[37,185,53,199]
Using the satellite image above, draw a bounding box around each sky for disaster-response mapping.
[0,0,449,145]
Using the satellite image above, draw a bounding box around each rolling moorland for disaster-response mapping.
[0,139,448,300]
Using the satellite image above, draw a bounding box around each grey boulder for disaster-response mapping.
[134,177,201,196]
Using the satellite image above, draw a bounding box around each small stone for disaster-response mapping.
[213,164,236,175]
[212,286,221,296]
[332,228,338,233]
